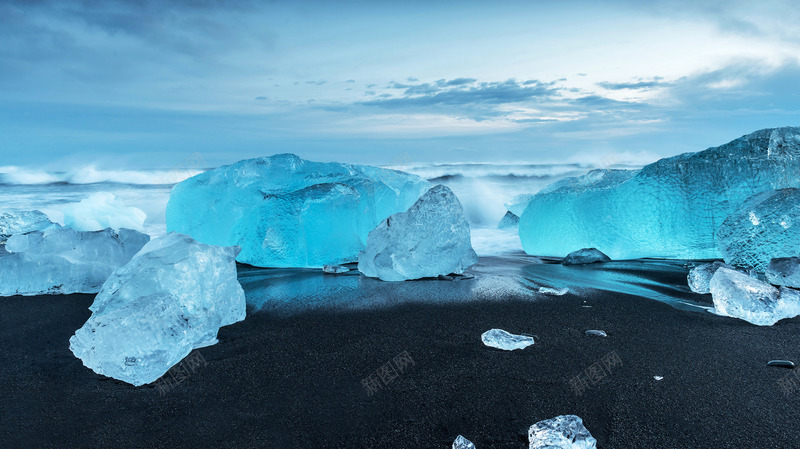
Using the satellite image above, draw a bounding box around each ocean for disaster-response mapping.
[0,160,639,256]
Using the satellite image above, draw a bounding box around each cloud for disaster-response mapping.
[362,78,561,110]
[597,78,671,90]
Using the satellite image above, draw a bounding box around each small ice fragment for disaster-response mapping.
[562,248,611,266]
[453,435,476,449]
[323,265,350,274]
[767,360,795,369]
[687,261,734,294]
[438,274,454,280]
[539,287,569,296]
[528,415,597,449]
[585,330,607,337]
[481,329,535,351]
[654,375,664,381]
[709,267,800,326]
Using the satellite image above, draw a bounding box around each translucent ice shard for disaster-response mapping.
[0,228,149,296]
[481,329,535,350]
[63,192,147,232]
[539,286,569,296]
[562,248,611,265]
[687,261,734,294]
[69,233,246,386]
[520,128,800,259]
[166,154,429,268]
[497,211,520,229]
[767,257,800,288]
[0,209,60,242]
[358,185,478,281]
[585,330,607,337]
[716,189,800,271]
[323,264,350,274]
[709,267,800,326]
[453,435,476,449]
[528,415,597,449]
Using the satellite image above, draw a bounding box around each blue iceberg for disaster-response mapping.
[519,127,800,259]
[69,233,246,386]
[166,154,429,268]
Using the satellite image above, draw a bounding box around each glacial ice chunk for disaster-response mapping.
[63,192,147,232]
[0,210,59,242]
[766,257,800,288]
[0,228,149,296]
[562,248,611,265]
[166,154,429,268]
[481,329,535,350]
[585,330,607,337]
[539,286,569,296]
[69,233,246,386]
[358,185,478,281]
[453,435,476,449]
[497,211,520,229]
[716,188,800,271]
[687,261,734,294]
[323,264,350,274]
[528,415,597,449]
[709,267,800,326]
[520,128,800,260]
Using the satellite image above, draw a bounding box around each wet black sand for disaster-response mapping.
[3,272,800,448]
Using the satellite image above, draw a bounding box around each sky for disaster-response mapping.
[1,0,799,169]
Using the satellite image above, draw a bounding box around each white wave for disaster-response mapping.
[387,162,586,180]
[0,165,206,185]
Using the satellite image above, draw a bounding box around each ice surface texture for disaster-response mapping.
[0,228,149,296]
[687,261,734,294]
[717,188,800,271]
[481,329,535,350]
[528,415,597,449]
[453,435,476,449]
[520,128,800,259]
[766,257,800,288]
[166,154,429,268]
[0,209,60,242]
[69,233,246,386]
[358,185,477,281]
[63,192,147,232]
[709,267,800,326]
[562,248,611,265]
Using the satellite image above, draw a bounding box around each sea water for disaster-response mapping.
[0,161,629,256]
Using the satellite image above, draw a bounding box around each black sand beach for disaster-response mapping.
[3,265,800,448]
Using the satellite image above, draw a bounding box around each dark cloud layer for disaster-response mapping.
[363,78,561,109]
